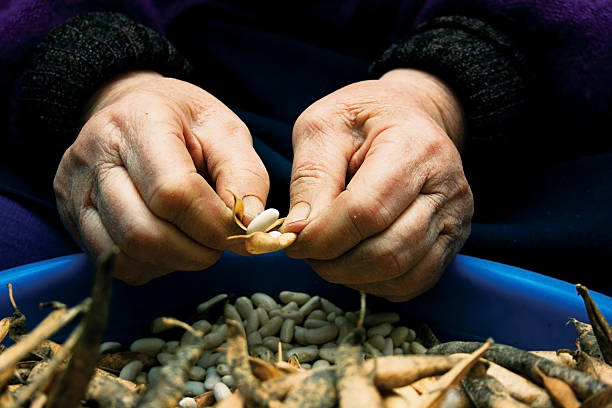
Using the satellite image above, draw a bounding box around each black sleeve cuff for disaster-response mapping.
[370,16,528,157]
[17,12,192,174]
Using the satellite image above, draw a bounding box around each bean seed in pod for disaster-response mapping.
[279,291,311,306]
[130,338,165,356]
[99,341,121,354]
[189,366,206,381]
[280,319,295,343]
[308,310,326,320]
[119,360,143,381]
[304,324,338,345]
[251,293,279,311]
[320,298,343,315]
[256,307,270,325]
[213,382,232,401]
[304,318,329,329]
[222,375,235,388]
[245,309,259,334]
[196,294,228,314]
[367,322,393,338]
[184,381,205,397]
[235,296,254,319]
[247,331,263,346]
[287,346,318,362]
[246,208,280,234]
[179,397,197,408]
[258,315,283,337]
[216,363,231,376]
[364,312,400,326]
[197,352,221,369]
[298,296,321,316]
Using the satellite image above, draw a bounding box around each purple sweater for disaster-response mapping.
[1,0,610,187]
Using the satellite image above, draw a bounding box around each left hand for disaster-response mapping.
[282,69,474,301]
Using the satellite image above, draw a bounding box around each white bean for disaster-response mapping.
[189,366,206,381]
[262,336,280,351]
[390,326,410,347]
[281,301,299,312]
[268,230,282,238]
[256,307,270,325]
[410,341,428,354]
[304,324,338,345]
[308,310,326,320]
[178,397,197,408]
[246,208,279,234]
[318,347,338,363]
[213,382,232,401]
[204,373,221,390]
[287,346,318,362]
[320,298,343,315]
[304,319,328,329]
[192,320,212,333]
[119,360,143,381]
[383,338,394,356]
[216,363,231,376]
[130,338,164,356]
[245,309,260,334]
[184,381,205,397]
[197,352,221,369]
[224,303,242,323]
[156,352,173,365]
[313,359,331,369]
[235,296,254,319]
[280,319,295,343]
[258,316,283,337]
[367,323,393,338]
[201,324,227,349]
[148,366,163,383]
[163,340,180,354]
[247,331,263,346]
[222,374,235,388]
[294,326,307,345]
[368,335,386,352]
[298,296,321,316]
[252,293,279,311]
[135,372,148,384]
[99,341,122,354]
[279,291,311,306]
[196,294,228,314]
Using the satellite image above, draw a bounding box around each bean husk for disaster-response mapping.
[569,319,604,360]
[576,284,612,365]
[281,368,337,408]
[462,375,530,408]
[428,342,608,399]
[535,364,580,408]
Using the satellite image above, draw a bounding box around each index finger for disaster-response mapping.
[117,106,236,250]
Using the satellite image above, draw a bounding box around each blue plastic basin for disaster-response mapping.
[1,252,610,351]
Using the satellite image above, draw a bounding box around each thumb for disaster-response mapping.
[282,119,351,233]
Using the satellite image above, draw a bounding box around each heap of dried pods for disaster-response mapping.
[0,249,611,408]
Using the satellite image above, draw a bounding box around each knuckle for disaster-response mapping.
[119,221,159,260]
[373,245,405,280]
[148,176,195,222]
[346,196,394,239]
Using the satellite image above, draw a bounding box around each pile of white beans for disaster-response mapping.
[99,291,429,407]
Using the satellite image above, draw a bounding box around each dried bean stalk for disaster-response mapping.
[46,247,118,408]
[576,284,612,365]
[427,342,608,399]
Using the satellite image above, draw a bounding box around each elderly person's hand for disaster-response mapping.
[54,71,269,284]
[282,69,473,301]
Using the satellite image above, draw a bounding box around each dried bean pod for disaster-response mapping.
[282,368,337,408]
[570,318,604,360]
[462,375,530,408]
[279,291,311,306]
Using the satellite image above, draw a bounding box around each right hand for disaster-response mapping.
[54,71,269,284]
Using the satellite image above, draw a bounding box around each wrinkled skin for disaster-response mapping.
[281,69,473,301]
[54,71,269,284]
[55,68,474,300]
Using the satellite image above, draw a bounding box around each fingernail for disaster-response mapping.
[284,202,311,226]
[242,195,265,224]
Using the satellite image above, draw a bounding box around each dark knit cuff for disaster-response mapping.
[17,12,192,171]
[370,16,527,153]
